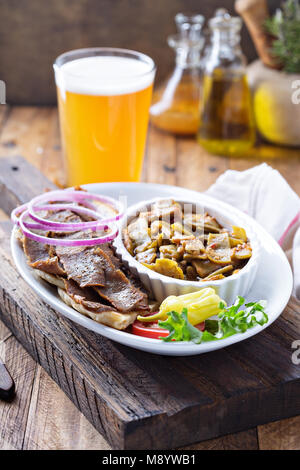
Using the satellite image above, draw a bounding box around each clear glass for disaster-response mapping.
[150,13,204,135]
[198,10,255,156]
[54,48,156,186]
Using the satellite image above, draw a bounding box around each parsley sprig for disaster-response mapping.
[158,296,268,344]
[158,309,203,344]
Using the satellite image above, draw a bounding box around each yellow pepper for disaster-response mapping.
[137,287,224,325]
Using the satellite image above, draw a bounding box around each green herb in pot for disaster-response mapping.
[265,0,300,73]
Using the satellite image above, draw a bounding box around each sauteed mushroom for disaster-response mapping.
[124,200,252,281]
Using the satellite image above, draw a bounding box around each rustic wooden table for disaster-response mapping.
[0,105,299,450]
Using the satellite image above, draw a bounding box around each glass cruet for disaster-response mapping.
[150,13,205,135]
[198,9,255,156]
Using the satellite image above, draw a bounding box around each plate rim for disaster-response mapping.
[11,181,293,356]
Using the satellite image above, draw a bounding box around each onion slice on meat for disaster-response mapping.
[27,203,111,231]
[11,188,123,246]
[19,209,119,246]
[13,203,111,231]
[28,190,123,227]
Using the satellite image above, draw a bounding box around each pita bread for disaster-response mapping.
[34,270,137,329]
[34,270,65,289]
[58,287,137,330]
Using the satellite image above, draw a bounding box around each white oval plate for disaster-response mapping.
[11,182,293,356]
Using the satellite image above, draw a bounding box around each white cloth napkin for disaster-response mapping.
[205,163,300,301]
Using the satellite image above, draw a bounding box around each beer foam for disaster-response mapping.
[55,56,155,97]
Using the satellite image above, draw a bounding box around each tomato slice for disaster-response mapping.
[131,320,169,339]
[195,322,205,332]
[131,319,205,339]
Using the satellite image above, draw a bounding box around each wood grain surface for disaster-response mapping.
[0,106,299,450]
[1,209,300,449]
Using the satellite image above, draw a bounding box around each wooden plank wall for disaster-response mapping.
[0,0,280,105]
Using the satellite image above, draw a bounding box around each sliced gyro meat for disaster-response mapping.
[95,248,149,312]
[60,279,137,330]
[55,244,106,288]
[23,237,65,276]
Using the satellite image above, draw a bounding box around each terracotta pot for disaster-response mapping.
[247,60,300,146]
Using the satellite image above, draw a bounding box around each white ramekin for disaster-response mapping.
[114,197,261,304]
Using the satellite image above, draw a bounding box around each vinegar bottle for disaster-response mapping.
[198,9,255,156]
[150,13,205,135]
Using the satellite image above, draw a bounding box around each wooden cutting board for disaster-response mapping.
[0,156,299,450]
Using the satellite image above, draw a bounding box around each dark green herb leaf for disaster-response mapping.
[204,319,219,335]
[158,308,202,343]
[157,297,268,344]
[265,0,300,73]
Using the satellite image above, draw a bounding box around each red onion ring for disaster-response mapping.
[11,203,28,225]
[64,188,98,211]
[11,198,99,226]
[19,209,119,246]
[27,203,110,230]
[28,191,123,229]
[13,203,110,231]
[12,189,124,246]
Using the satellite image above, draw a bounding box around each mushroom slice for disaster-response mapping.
[192,259,221,278]
[202,264,233,280]
[184,213,205,234]
[204,214,222,233]
[186,265,198,281]
[135,239,157,254]
[202,274,225,281]
[232,226,248,242]
[183,253,208,261]
[150,220,172,241]
[183,240,207,260]
[183,238,205,256]
[123,228,134,255]
[232,243,252,260]
[172,234,195,244]
[143,258,184,280]
[229,237,245,247]
[206,232,232,265]
[149,199,182,222]
[171,222,194,244]
[159,244,181,260]
[204,223,221,233]
[127,216,151,246]
[136,248,157,264]
[156,233,164,248]
[205,213,221,227]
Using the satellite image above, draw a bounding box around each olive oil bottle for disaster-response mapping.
[198,10,255,156]
[150,13,205,135]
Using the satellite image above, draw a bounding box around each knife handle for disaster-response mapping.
[0,363,15,401]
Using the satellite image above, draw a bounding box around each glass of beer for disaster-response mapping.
[54,48,155,186]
